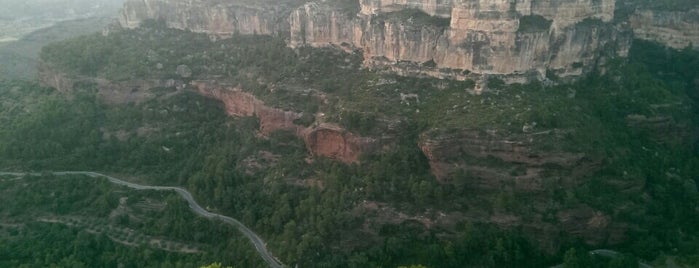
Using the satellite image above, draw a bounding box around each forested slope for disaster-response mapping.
[0,21,698,267]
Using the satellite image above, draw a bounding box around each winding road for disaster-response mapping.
[0,171,285,268]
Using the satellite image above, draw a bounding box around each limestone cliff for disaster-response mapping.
[358,0,454,18]
[629,9,699,50]
[118,0,699,78]
[119,0,301,36]
[119,0,629,78]
[291,0,626,77]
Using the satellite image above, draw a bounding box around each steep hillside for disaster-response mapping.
[21,19,699,266]
[1,0,698,267]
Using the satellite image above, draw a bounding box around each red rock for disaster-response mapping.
[192,80,375,163]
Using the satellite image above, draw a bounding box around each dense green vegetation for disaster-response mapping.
[0,79,544,267]
[0,17,114,80]
[518,15,552,32]
[0,174,263,267]
[375,9,451,28]
[327,0,361,16]
[2,20,698,267]
[0,81,237,180]
[0,222,199,268]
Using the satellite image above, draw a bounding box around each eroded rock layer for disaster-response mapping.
[119,0,302,35]
[418,129,598,189]
[38,63,376,164]
[191,80,376,163]
[294,1,627,76]
[630,9,699,50]
[120,0,630,78]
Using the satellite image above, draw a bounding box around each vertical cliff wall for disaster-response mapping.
[120,0,629,77]
[118,0,699,78]
[289,0,625,76]
[119,0,295,36]
[629,9,699,50]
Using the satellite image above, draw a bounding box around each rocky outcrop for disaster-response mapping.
[38,61,375,163]
[629,9,699,50]
[192,80,302,135]
[418,129,631,248]
[38,62,75,93]
[119,0,630,78]
[290,0,626,77]
[418,129,598,190]
[626,113,692,145]
[119,0,299,36]
[117,0,699,79]
[555,206,628,245]
[288,3,358,48]
[305,124,375,163]
[191,80,375,163]
[358,0,615,25]
[38,62,179,104]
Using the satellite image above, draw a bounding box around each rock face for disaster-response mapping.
[191,80,375,163]
[119,0,298,36]
[417,128,631,247]
[38,62,179,104]
[629,9,699,50]
[289,0,625,77]
[38,62,75,93]
[191,80,302,135]
[418,129,597,190]
[305,125,375,162]
[118,0,699,79]
[119,0,630,78]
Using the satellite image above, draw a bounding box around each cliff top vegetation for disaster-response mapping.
[375,8,451,28]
